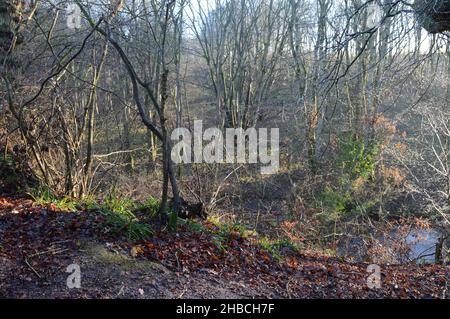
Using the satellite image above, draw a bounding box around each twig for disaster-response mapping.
[24,258,41,279]
[24,246,69,278]
[177,286,188,299]
[27,247,68,258]
[93,148,144,159]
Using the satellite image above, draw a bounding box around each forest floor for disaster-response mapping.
[1,194,449,299]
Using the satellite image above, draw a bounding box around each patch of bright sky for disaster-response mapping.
[185,0,437,53]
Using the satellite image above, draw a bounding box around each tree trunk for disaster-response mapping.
[0,0,22,67]
[414,0,450,33]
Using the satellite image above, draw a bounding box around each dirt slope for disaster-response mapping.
[0,195,449,299]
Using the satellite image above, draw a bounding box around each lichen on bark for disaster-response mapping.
[0,0,23,65]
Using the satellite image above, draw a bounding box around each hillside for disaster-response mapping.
[1,194,449,299]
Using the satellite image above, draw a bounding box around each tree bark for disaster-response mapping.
[414,0,450,33]
[0,0,22,67]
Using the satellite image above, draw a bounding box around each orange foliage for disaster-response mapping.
[381,166,405,186]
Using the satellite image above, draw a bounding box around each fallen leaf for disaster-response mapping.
[131,245,144,257]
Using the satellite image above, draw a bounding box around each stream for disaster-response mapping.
[403,228,441,263]
[338,227,444,264]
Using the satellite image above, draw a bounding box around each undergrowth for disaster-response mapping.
[28,187,157,241]
[316,134,382,228]
[26,187,300,259]
[187,215,300,262]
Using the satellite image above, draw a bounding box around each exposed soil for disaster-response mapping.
[0,194,449,299]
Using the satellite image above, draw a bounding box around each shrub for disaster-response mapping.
[316,134,382,227]
[29,187,77,212]
[137,196,160,218]
[336,133,380,181]
[99,192,153,241]
[258,237,299,262]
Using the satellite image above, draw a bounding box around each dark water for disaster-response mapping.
[338,227,442,264]
[404,228,441,263]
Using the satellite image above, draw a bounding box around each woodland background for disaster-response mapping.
[1,0,450,268]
